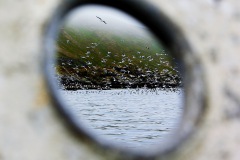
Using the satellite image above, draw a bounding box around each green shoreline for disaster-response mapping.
[55,26,182,90]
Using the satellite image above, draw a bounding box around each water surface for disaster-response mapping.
[60,88,183,149]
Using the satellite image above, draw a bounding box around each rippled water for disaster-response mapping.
[60,88,183,149]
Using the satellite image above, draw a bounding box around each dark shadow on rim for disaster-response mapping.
[43,0,205,159]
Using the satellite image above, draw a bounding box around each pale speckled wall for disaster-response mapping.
[149,1,240,160]
[0,0,240,160]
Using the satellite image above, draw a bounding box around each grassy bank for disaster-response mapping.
[55,26,181,90]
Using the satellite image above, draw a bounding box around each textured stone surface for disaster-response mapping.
[149,1,240,160]
[0,0,240,159]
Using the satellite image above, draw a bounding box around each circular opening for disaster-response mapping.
[44,0,203,158]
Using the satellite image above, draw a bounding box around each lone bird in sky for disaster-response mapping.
[96,16,107,24]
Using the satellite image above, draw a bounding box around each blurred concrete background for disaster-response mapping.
[0,0,240,159]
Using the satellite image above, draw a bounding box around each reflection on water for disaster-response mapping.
[60,88,183,149]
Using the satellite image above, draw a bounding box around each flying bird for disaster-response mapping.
[96,16,102,20]
[96,16,107,24]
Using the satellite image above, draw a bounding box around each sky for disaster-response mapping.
[64,4,145,29]
[61,4,160,48]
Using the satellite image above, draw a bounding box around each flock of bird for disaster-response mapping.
[56,45,182,92]
[55,17,182,92]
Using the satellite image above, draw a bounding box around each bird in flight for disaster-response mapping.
[96,16,107,24]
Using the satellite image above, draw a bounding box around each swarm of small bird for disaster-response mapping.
[55,16,182,91]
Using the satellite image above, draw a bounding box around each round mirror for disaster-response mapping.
[51,4,184,152]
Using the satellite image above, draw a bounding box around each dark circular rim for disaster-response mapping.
[43,0,204,159]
